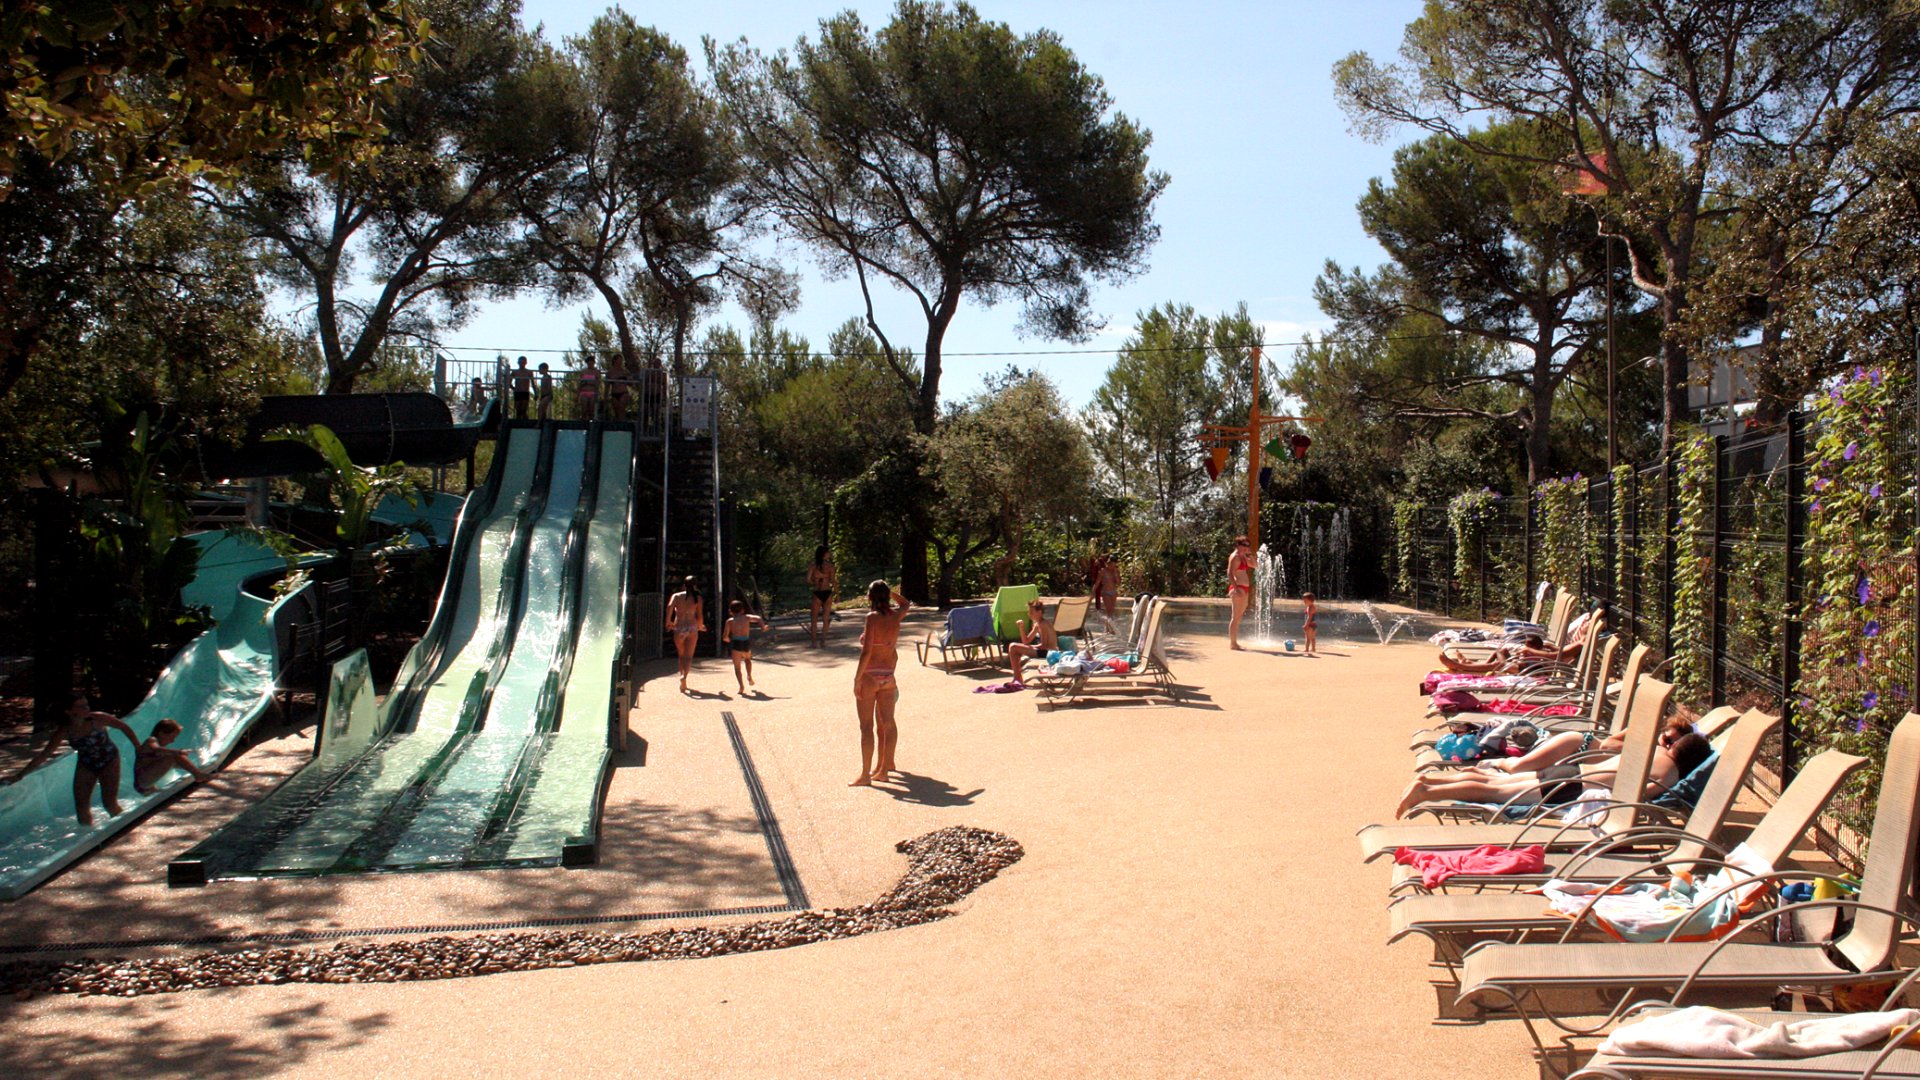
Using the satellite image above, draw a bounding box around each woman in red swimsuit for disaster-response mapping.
[1226,536,1254,651]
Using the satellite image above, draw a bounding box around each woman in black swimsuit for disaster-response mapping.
[9,695,140,825]
[807,546,837,647]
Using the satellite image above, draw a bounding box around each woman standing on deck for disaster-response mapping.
[1226,536,1254,651]
[806,546,837,646]
[852,580,910,786]
[666,576,705,693]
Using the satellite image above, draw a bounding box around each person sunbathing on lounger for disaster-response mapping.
[1436,634,1558,674]
[1470,714,1695,776]
[1394,729,1710,819]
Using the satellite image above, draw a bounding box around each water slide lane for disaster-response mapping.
[368,429,591,868]
[491,429,633,863]
[236,430,548,873]
[0,533,308,899]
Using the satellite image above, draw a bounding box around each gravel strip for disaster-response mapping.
[0,826,1022,1000]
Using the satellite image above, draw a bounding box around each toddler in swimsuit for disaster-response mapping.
[725,600,769,694]
[1301,591,1318,656]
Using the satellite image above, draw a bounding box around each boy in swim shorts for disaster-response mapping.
[724,600,769,694]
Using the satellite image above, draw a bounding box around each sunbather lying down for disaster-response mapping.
[1467,714,1695,775]
[1394,730,1710,819]
[1437,634,1554,674]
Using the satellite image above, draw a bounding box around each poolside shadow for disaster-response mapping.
[876,771,984,807]
[0,997,392,1080]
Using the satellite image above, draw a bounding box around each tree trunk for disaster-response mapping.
[1660,286,1692,454]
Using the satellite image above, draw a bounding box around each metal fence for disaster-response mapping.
[1392,407,1920,791]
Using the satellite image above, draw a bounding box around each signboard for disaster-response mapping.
[680,376,714,434]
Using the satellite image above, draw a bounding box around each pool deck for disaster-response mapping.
[1,600,1561,1078]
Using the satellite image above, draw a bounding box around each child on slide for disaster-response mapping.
[134,718,210,794]
[725,600,769,694]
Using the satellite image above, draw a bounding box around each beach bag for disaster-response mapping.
[1434,732,1484,763]
[1431,689,1483,714]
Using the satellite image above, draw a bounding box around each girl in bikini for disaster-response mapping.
[665,576,705,693]
[1226,535,1255,651]
[806,546,837,646]
[851,580,910,786]
[9,695,139,825]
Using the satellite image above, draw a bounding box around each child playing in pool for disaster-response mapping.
[133,718,210,794]
[1301,592,1318,656]
[725,600,769,694]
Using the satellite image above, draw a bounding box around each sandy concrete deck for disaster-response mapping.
[0,600,1554,1078]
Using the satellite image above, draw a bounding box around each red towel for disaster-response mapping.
[1393,844,1548,888]
[1482,699,1582,717]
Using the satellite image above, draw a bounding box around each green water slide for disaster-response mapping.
[0,531,316,900]
[180,423,636,878]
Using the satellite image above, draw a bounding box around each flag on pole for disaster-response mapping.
[1559,152,1611,196]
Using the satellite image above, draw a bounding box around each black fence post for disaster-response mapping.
[1709,434,1727,707]
[1782,411,1805,783]
[1628,466,1641,646]
[1477,522,1488,624]
[1522,491,1535,605]
[1663,449,1678,666]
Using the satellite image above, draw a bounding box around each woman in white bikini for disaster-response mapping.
[665,575,705,693]
[851,580,910,786]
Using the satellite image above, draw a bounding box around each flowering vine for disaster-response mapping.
[1800,364,1913,833]
[1611,463,1633,600]
[1447,488,1501,585]
[1670,431,1714,702]
[1392,499,1419,597]
[1535,474,1589,599]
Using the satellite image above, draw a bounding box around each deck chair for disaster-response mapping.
[917,603,996,670]
[1382,711,1858,953]
[1051,595,1091,645]
[1414,638,1632,754]
[1391,706,1768,894]
[1452,711,1920,1060]
[1085,593,1152,653]
[1357,678,1674,860]
[1441,590,1580,664]
[990,583,1041,645]
[1569,961,1920,1078]
[1529,582,1555,627]
[1387,740,1867,968]
[1033,599,1179,706]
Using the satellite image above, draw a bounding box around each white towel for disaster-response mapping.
[1599,1005,1920,1059]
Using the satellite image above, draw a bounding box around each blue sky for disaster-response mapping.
[427,0,1426,407]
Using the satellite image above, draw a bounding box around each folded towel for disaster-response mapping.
[1599,1005,1920,1059]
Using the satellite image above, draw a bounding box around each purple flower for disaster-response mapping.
[1844,442,1859,461]
[1831,387,1846,404]
[1865,691,1880,710]
[1855,365,1866,381]
[1859,578,1872,605]
[1870,368,1885,387]
[1811,501,1822,514]
[1815,477,1830,491]
[1871,483,1884,498]
[1859,651,1870,668]
[1856,718,1872,733]
[1866,620,1882,638]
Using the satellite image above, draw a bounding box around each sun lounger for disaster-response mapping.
[1356,678,1675,860]
[1382,714,1869,963]
[1569,963,1920,1078]
[917,603,996,670]
[1451,711,1920,1059]
[1051,595,1091,641]
[1413,639,1637,756]
[1032,599,1178,706]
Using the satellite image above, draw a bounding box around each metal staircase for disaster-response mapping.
[661,377,724,657]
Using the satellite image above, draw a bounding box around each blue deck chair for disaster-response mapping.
[917,603,996,670]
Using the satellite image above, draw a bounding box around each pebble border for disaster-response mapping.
[0,826,1022,1000]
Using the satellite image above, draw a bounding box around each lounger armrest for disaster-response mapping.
[1557,828,1719,877]
[1666,898,1920,1007]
